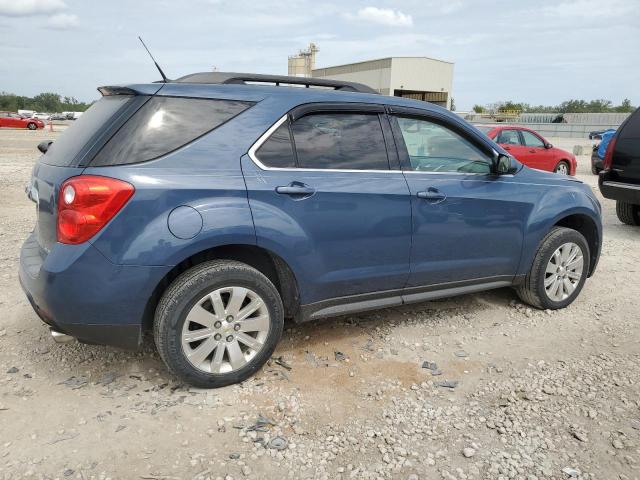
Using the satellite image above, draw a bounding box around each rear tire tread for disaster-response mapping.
[615,201,640,226]
[154,259,284,388]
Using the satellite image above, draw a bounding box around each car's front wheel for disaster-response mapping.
[154,260,284,388]
[27,122,37,130]
[554,161,570,175]
[516,227,589,309]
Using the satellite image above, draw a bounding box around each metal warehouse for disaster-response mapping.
[312,56,454,109]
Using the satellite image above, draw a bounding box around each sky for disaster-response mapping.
[0,0,638,111]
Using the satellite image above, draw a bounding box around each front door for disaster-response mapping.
[518,129,548,170]
[242,106,412,305]
[389,110,528,288]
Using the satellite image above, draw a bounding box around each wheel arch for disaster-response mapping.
[142,244,301,331]
[555,158,571,172]
[519,202,602,280]
[553,213,600,276]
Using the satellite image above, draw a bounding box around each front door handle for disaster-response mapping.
[416,188,446,203]
[275,183,315,196]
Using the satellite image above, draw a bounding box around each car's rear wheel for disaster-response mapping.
[27,122,37,130]
[554,161,570,175]
[616,201,640,226]
[154,260,284,388]
[516,227,589,309]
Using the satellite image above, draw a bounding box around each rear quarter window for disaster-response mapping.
[91,97,253,167]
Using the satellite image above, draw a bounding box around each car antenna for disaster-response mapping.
[138,36,169,83]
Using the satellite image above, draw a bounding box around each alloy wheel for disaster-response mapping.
[555,163,569,175]
[181,286,270,374]
[544,242,583,302]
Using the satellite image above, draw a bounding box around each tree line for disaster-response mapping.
[473,98,635,114]
[0,92,92,113]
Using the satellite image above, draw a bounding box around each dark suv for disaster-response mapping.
[598,107,640,225]
[20,73,602,387]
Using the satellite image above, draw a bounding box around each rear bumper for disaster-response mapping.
[599,171,640,205]
[19,232,170,350]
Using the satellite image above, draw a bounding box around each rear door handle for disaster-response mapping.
[275,184,315,196]
[503,146,511,151]
[416,188,446,203]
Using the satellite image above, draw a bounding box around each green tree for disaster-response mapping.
[615,98,634,113]
[473,98,635,114]
[0,91,92,113]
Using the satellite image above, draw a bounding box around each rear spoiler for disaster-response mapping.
[97,84,163,97]
[97,86,138,97]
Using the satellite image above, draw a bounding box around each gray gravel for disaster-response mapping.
[1,130,639,479]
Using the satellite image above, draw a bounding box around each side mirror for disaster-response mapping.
[545,143,553,149]
[37,140,53,154]
[495,153,517,175]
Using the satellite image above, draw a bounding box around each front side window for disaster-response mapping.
[395,116,491,174]
[496,129,522,145]
[92,96,253,166]
[291,113,389,170]
[521,130,545,148]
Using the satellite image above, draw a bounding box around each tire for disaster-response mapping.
[591,165,600,175]
[554,161,570,175]
[27,123,37,130]
[516,227,590,310]
[616,201,640,226]
[154,260,284,388]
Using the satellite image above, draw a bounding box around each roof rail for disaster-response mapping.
[173,72,378,94]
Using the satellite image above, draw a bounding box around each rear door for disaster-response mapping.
[389,108,526,288]
[242,104,412,305]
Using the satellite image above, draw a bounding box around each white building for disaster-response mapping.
[312,56,454,109]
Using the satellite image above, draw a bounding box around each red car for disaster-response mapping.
[0,112,45,130]
[477,125,577,175]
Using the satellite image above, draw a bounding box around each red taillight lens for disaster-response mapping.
[57,175,134,244]
[603,135,617,170]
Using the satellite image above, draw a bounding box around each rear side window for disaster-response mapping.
[91,97,252,166]
[40,96,131,166]
[256,121,296,168]
[291,113,389,170]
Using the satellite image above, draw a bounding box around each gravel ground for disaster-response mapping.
[0,128,639,480]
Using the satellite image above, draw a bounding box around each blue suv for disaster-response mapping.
[20,72,602,387]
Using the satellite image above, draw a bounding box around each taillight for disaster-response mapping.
[603,135,617,170]
[57,175,134,244]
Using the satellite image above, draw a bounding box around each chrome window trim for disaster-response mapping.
[247,114,396,174]
[247,114,505,177]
